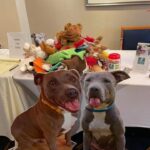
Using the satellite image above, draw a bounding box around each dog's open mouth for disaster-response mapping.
[64,99,80,112]
[89,97,113,109]
[89,98,101,108]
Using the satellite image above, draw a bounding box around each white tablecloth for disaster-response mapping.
[13,50,150,128]
[107,50,150,128]
[0,70,37,138]
[116,72,150,128]
[1,50,150,139]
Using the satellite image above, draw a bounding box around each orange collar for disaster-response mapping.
[41,99,63,114]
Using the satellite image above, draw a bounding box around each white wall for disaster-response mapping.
[25,0,150,49]
[0,0,20,48]
[15,0,31,43]
[0,0,31,48]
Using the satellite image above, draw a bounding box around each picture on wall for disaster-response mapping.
[86,0,150,6]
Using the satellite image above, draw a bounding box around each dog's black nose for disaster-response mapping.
[90,87,99,97]
[66,88,78,99]
[90,87,99,93]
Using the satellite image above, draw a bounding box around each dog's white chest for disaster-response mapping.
[89,112,111,140]
[62,111,77,133]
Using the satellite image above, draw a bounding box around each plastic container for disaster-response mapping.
[108,53,121,71]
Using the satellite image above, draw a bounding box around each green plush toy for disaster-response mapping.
[46,48,86,65]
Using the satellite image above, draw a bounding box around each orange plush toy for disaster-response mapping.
[40,39,56,55]
[32,57,51,73]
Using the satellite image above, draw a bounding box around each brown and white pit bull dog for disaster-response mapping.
[11,69,82,150]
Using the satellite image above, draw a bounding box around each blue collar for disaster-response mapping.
[86,103,114,113]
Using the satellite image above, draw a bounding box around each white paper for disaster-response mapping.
[7,32,29,58]
[133,43,150,73]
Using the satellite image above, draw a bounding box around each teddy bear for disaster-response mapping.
[55,23,83,50]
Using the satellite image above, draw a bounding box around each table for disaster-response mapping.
[1,50,150,139]
[107,50,150,128]
[0,70,37,138]
[14,50,150,128]
[116,71,150,128]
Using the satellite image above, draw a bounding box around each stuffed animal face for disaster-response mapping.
[64,23,82,41]
[56,23,82,48]
[31,33,46,46]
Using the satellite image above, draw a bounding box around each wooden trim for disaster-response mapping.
[121,26,150,30]
[120,26,150,49]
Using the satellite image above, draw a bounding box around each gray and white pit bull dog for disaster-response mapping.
[82,71,130,150]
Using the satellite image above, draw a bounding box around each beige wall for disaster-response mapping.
[25,0,150,49]
[0,0,21,48]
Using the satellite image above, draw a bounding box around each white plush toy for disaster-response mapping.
[23,42,47,58]
[20,43,48,72]
[34,46,47,58]
[45,38,55,46]
[23,43,36,58]
[20,56,35,72]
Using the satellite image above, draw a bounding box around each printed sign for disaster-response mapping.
[133,43,150,73]
[7,32,28,58]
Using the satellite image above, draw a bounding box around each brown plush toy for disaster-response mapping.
[56,23,82,50]
[94,36,108,51]
[64,23,82,42]
[62,56,86,75]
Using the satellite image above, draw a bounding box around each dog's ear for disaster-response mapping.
[70,69,80,78]
[111,71,130,83]
[80,72,88,83]
[34,73,44,85]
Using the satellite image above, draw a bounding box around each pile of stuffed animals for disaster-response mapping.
[20,23,109,74]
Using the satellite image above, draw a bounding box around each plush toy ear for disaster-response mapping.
[111,71,130,83]
[77,23,82,30]
[31,33,36,38]
[64,23,72,30]
[33,72,44,85]
[70,69,80,79]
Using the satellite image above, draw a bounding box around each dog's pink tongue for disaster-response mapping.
[89,98,101,108]
[65,99,80,112]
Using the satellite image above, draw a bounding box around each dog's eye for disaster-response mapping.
[48,79,57,87]
[85,78,91,82]
[103,79,111,83]
[69,76,76,82]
